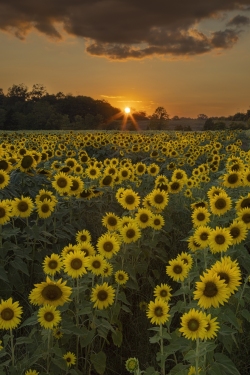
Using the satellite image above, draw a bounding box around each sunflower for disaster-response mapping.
[52,172,72,195]
[207,186,226,200]
[61,243,78,258]
[90,282,115,309]
[75,229,92,243]
[203,314,220,340]
[63,352,77,367]
[171,168,188,183]
[235,194,250,211]
[191,207,210,227]
[210,192,232,216]
[134,162,147,175]
[242,168,250,186]
[97,233,120,259]
[102,212,120,231]
[119,166,132,180]
[193,271,230,309]
[120,222,141,244]
[36,199,55,219]
[188,366,201,375]
[53,326,63,339]
[19,153,37,172]
[146,298,170,325]
[228,220,248,245]
[87,254,107,276]
[150,213,165,230]
[29,277,72,307]
[193,226,211,249]
[176,252,193,271]
[0,298,23,330]
[85,165,102,180]
[0,200,12,225]
[135,208,152,229]
[115,270,129,285]
[208,226,233,253]
[169,180,184,194]
[63,250,88,278]
[37,304,61,329]
[147,163,160,176]
[11,195,34,218]
[148,189,169,210]
[102,262,113,277]
[125,358,139,373]
[0,170,10,189]
[236,208,250,229]
[179,308,207,341]
[25,370,39,375]
[222,172,241,188]
[210,259,241,296]
[68,176,84,196]
[43,254,63,276]
[166,259,189,282]
[35,189,57,206]
[99,174,115,188]
[153,283,172,302]
[118,188,140,210]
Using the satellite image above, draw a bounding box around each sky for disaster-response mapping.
[0,0,250,118]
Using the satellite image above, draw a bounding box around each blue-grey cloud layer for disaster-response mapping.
[0,0,249,59]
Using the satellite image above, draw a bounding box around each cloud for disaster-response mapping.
[101,95,124,99]
[226,14,250,26]
[0,0,250,59]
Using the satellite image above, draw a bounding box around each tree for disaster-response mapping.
[7,83,29,102]
[29,84,47,101]
[197,114,208,120]
[151,106,169,120]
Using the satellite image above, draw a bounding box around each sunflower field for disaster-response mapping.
[0,129,250,375]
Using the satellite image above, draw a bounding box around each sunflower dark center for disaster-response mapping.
[41,285,63,301]
[0,160,8,170]
[215,234,226,245]
[154,219,161,226]
[154,306,163,317]
[41,203,50,213]
[97,290,108,301]
[125,195,135,205]
[230,227,240,238]
[197,213,205,221]
[121,170,129,177]
[1,308,14,321]
[39,194,52,202]
[175,172,183,179]
[102,175,112,185]
[215,198,226,210]
[17,201,29,212]
[137,165,144,172]
[92,260,101,269]
[107,217,117,226]
[218,272,230,284]
[140,213,149,223]
[57,177,67,188]
[160,290,168,297]
[187,318,199,331]
[118,274,124,280]
[242,213,250,223]
[21,155,33,169]
[90,169,97,175]
[103,241,113,252]
[44,312,55,322]
[154,194,164,204]
[67,161,75,167]
[48,260,58,269]
[204,281,218,297]
[19,148,26,156]
[0,207,6,218]
[126,229,135,238]
[71,180,79,191]
[200,232,208,241]
[80,235,87,241]
[173,265,183,274]
[71,258,83,270]
[227,174,238,184]
[240,198,250,208]
[171,182,180,190]
[150,167,156,173]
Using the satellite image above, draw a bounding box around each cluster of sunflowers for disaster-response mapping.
[0,129,250,374]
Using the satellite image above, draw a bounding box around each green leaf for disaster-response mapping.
[90,351,106,375]
[184,349,196,361]
[51,357,68,371]
[10,257,29,276]
[0,266,8,282]
[20,313,38,328]
[240,308,250,322]
[79,329,95,348]
[211,353,241,375]
[15,337,33,345]
[221,307,240,330]
[144,366,160,375]
[111,329,123,347]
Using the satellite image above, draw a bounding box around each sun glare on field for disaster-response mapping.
[124,107,131,114]
[106,104,139,131]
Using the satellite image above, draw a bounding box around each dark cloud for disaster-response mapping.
[226,14,250,26]
[0,0,250,59]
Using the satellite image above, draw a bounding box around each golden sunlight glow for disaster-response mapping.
[124,107,131,114]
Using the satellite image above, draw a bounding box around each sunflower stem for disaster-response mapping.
[46,329,52,374]
[181,282,186,305]
[236,275,249,316]
[159,323,165,375]
[10,328,15,367]
[195,337,200,375]
[75,277,80,370]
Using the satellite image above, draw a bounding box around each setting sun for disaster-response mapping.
[124,107,131,114]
